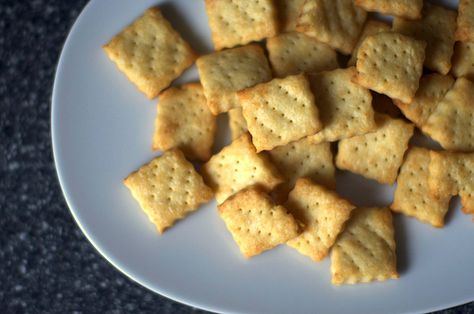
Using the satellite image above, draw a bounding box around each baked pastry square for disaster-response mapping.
[347,20,391,67]
[456,0,474,42]
[354,0,423,19]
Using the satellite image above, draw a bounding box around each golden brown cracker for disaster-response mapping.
[456,0,474,42]
[452,41,474,82]
[228,108,248,140]
[348,20,391,67]
[275,0,306,32]
[354,0,423,19]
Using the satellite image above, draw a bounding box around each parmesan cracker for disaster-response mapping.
[354,0,423,19]
[348,20,391,67]
[452,41,474,82]
[228,108,248,140]
[456,0,474,42]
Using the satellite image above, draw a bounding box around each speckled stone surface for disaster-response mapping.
[0,1,472,314]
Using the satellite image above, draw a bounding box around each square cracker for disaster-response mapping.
[393,4,457,75]
[275,0,306,32]
[331,207,399,285]
[429,151,474,219]
[152,83,216,161]
[286,178,355,261]
[354,0,423,19]
[196,45,272,115]
[456,0,474,42]
[266,32,338,78]
[422,78,474,152]
[269,138,335,202]
[103,8,197,99]
[354,32,426,104]
[336,114,414,184]
[218,187,299,258]
[204,0,278,50]
[201,133,284,204]
[238,74,322,152]
[393,74,454,128]
[348,20,391,67]
[391,147,451,227]
[123,149,213,234]
[296,0,367,54]
[307,68,376,144]
[228,108,248,140]
[452,42,474,82]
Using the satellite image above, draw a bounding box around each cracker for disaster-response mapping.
[201,133,284,204]
[422,78,474,152]
[286,178,355,261]
[354,0,423,19]
[123,149,213,234]
[238,74,322,152]
[354,32,426,104]
[152,83,216,161]
[331,207,399,285]
[204,0,278,50]
[429,151,474,219]
[275,0,306,32]
[228,108,248,140]
[296,0,367,54]
[103,8,197,99]
[392,74,454,128]
[218,187,300,258]
[452,41,474,82]
[347,20,391,67]
[456,0,474,42]
[307,68,376,144]
[393,4,456,75]
[372,92,402,118]
[196,45,272,115]
[266,32,338,78]
[336,114,414,184]
[269,139,335,202]
[391,147,451,227]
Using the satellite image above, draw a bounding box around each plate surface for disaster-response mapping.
[52,1,474,313]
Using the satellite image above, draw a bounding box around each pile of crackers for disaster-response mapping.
[103,0,474,286]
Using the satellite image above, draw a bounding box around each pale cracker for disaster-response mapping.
[391,147,451,227]
[429,151,474,219]
[286,178,355,261]
[204,0,278,50]
[228,108,248,140]
[348,20,391,67]
[268,138,335,202]
[372,92,402,118]
[266,32,338,78]
[423,78,474,152]
[218,187,300,258]
[123,149,213,234]
[307,68,376,144]
[239,74,322,152]
[103,8,197,99]
[196,44,272,115]
[201,133,284,204]
[393,4,456,75]
[275,0,306,32]
[296,0,367,54]
[456,0,474,42]
[354,0,423,19]
[452,41,474,82]
[152,83,216,161]
[336,114,414,184]
[354,32,426,103]
[331,207,399,285]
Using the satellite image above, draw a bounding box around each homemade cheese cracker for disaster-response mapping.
[228,108,248,140]
[204,0,278,50]
[275,0,306,32]
[286,178,355,261]
[201,133,284,204]
[354,32,426,103]
[218,187,299,258]
[296,0,367,54]
[123,149,213,234]
[456,0,474,42]
[391,147,451,227]
[354,0,423,19]
[196,44,272,115]
[452,42,474,82]
[103,8,196,99]
[152,83,216,161]
[239,74,322,152]
[331,207,399,285]
[347,20,391,67]
[266,32,338,77]
[393,4,456,75]
[307,68,376,144]
[423,78,474,152]
[336,114,414,184]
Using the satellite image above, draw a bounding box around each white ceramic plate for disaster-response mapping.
[52,1,474,313]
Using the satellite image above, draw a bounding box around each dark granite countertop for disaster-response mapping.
[0,1,472,313]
